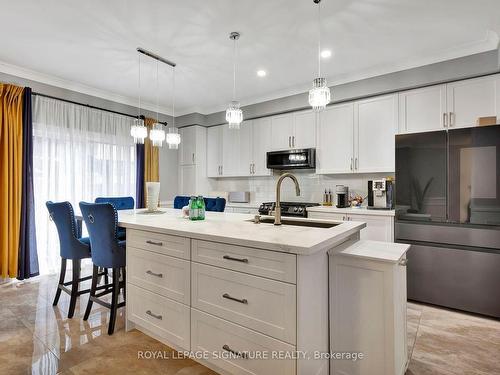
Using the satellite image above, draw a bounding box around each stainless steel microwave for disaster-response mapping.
[266,148,316,170]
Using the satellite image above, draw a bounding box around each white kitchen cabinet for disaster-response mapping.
[271,113,294,150]
[316,94,397,174]
[398,85,447,133]
[293,109,316,149]
[221,124,240,176]
[206,126,222,177]
[179,126,197,165]
[348,214,394,242]
[178,126,213,196]
[251,117,272,176]
[307,210,395,242]
[356,94,398,173]
[239,120,253,175]
[330,240,408,375]
[446,74,500,129]
[316,103,355,174]
[271,110,316,151]
[398,74,500,134]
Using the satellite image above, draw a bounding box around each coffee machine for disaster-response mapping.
[368,178,394,209]
[336,185,349,208]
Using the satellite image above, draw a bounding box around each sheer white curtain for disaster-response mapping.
[33,96,136,275]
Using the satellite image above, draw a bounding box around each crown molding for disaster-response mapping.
[0,60,173,116]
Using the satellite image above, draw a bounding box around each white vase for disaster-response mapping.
[146,182,160,211]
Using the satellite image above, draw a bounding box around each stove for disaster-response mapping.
[258,202,320,218]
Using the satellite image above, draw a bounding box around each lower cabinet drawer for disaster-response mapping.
[128,247,190,304]
[191,309,296,375]
[127,229,190,259]
[128,284,190,350]
[191,263,296,344]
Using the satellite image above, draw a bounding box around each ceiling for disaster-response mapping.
[0,0,499,116]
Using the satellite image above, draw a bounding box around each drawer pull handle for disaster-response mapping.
[222,344,247,359]
[146,310,162,320]
[146,270,163,278]
[223,293,248,304]
[399,258,408,266]
[223,255,249,263]
[146,240,163,246]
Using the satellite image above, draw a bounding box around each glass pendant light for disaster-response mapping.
[308,0,331,111]
[226,32,243,129]
[150,59,166,147]
[166,66,181,149]
[131,52,148,143]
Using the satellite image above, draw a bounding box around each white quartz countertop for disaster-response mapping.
[114,208,365,255]
[337,240,410,263]
[307,205,395,217]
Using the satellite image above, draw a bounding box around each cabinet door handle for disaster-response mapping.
[222,293,248,304]
[443,113,448,128]
[292,136,295,148]
[350,158,353,171]
[223,255,249,263]
[222,344,247,359]
[288,136,291,148]
[192,153,195,163]
[355,158,358,170]
[449,112,453,127]
[146,310,162,320]
[146,270,163,278]
[146,240,163,246]
[399,258,408,266]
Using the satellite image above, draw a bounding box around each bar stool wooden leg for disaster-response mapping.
[108,267,121,335]
[53,259,67,306]
[67,259,81,318]
[83,265,99,321]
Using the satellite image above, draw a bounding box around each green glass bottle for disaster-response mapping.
[197,195,206,220]
[189,196,198,220]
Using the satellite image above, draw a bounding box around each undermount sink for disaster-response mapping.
[246,217,339,228]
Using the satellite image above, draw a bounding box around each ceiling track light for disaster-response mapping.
[226,32,243,130]
[308,0,331,111]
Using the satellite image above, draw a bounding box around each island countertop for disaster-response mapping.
[111,208,365,255]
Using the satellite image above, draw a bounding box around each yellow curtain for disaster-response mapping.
[0,84,24,278]
[144,118,159,201]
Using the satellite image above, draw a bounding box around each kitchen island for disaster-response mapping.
[115,208,408,375]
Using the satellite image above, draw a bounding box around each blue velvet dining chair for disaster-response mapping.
[79,201,126,335]
[94,196,134,240]
[46,201,107,319]
[173,195,226,212]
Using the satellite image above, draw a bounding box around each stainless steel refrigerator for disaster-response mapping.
[395,125,500,318]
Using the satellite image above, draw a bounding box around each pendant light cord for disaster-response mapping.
[156,59,159,124]
[172,67,176,128]
[138,53,142,118]
[317,0,322,77]
[233,37,237,101]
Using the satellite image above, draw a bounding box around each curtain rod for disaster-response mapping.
[31,92,139,119]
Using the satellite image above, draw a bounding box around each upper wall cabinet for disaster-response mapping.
[207,126,222,177]
[179,126,197,165]
[251,117,272,176]
[270,109,316,151]
[317,103,355,174]
[398,74,500,134]
[317,94,398,174]
[398,85,447,133]
[206,120,271,178]
[356,94,398,173]
[446,75,500,129]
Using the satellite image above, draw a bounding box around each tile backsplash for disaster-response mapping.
[213,171,394,204]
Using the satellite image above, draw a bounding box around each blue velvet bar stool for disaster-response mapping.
[79,201,126,335]
[173,195,226,212]
[94,196,134,240]
[46,201,107,319]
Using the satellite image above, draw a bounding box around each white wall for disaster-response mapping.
[213,171,394,205]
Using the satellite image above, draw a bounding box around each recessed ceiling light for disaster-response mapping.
[257,70,267,77]
[320,49,332,59]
